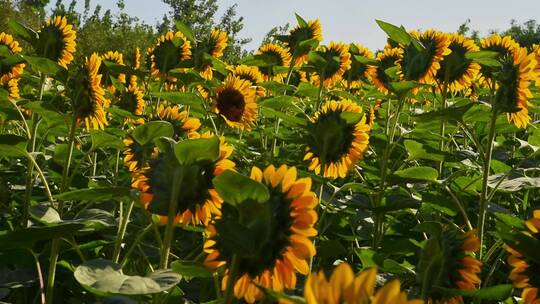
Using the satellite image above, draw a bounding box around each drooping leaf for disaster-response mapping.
[131,121,174,146]
[212,170,269,206]
[0,224,85,251]
[174,137,220,165]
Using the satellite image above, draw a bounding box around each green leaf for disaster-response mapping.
[170,261,213,279]
[340,112,363,124]
[149,92,204,109]
[393,167,439,182]
[465,51,499,60]
[174,137,220,165]
[22,55,67,81]
[434,284,513,301]
[295,13,308,27]
[55,187,132,202]
[74,259,181,296]
[412,221,443,237]
[90,130,125,150]
[375,20,412,45]
[213,170,270,206]
[0,134,27,157]
[0,224,85,251]
[175,20,195,43]
[8,20,38,43]
[261,108,307,127]
[259,96,300,111]
[307,51,327,71]
[388,81,421,95]
[488,175,540,192]
[131,121,174,146]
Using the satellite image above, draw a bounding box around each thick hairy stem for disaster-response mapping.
[159,169,183,269]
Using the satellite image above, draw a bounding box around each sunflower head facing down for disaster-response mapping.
[73,53,108,130]
[304,263,423,304]
[435,33,481,92]
[204,164,319,303]
[199,29,228,79]
[505,210,540,304]
[312,42,352,87]
[398,30,451,84]
[131,133,235,226]
[418,229,482,304]
[0,32,25,84]
[286,19,323,65]
[532,44,540,87]
[494,47,538,129]
[256,43,292,81]
[231,64,266,96]
[367,47,404,94]
[35,16,76,69]
[478,34,521,87]
[1,77,20,100]
[304,99,370,179]
[100,51,126,92]
[213,74,258,130]
[150,31,192,78]
[155,104,201,139]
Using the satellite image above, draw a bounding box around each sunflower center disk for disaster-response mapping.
[217,88,246,122]
[307,111,356,163]
[437,44,470,83]
[402,38,437,81]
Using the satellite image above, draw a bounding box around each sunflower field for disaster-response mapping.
[1,12,540,304]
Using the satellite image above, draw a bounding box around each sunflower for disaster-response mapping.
[100,51,126,93]
[533,44,540,84]
[155,104,201,139]
[213,74,258,130]
[420,230,482,304]
[74,53,108,130]
[367,47,404,94]
[0,32,25,84]
[303,263,423,304]
[123,135,159,173]
[343,43,374,88]
[286,19,323,65]
[398,30,451,84]
[495,47,538,129]
[204,164,319,303]
[200,29,228,79]
[312,42,352,87]
[478,34,521,87]
[116,82,145,117]
[131,132,234,226]
[36,16,76,69]
[257,43,292,81]
[435,33,481,92]
[129,47,142,85]
[304,99,370,179]
[506,210,540,304]
[150,31,192,78]
[2,77,20,100]
[231,64,265,96]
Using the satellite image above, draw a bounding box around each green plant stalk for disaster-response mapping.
[22,74,47,226]
[437,83,448,177]
[373,98,405,247]
[45,116,78,304]
[223,254,240,304]
[316,71,325,110]
[120,223,153,268]
[112,200,135,263]
[159,169,183,269]
[477,109,498,259]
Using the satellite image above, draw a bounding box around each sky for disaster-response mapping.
[49,0,540,51]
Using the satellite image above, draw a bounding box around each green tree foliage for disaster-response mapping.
[502,19,540,49]
[159,0,251,62]
[261,23,290,46]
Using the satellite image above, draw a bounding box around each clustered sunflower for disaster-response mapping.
[35,16,76,68]
[213,74,258,130]
[204,164,318,303]
[506,210,540,304]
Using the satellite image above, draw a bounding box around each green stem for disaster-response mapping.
[112,200,135,263]
[45,116,78,304]
[438,83,448,177]
[373,99,405,247]
[477,108,499,259]
[159,169,183,269]
[120,223,153,268]
[223,254,240,304]
[316,73,325,110]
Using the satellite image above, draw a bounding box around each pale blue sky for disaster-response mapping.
[51,0,540,51]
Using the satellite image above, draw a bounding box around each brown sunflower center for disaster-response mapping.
[437,43,470,83]
[217,88,245,122]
